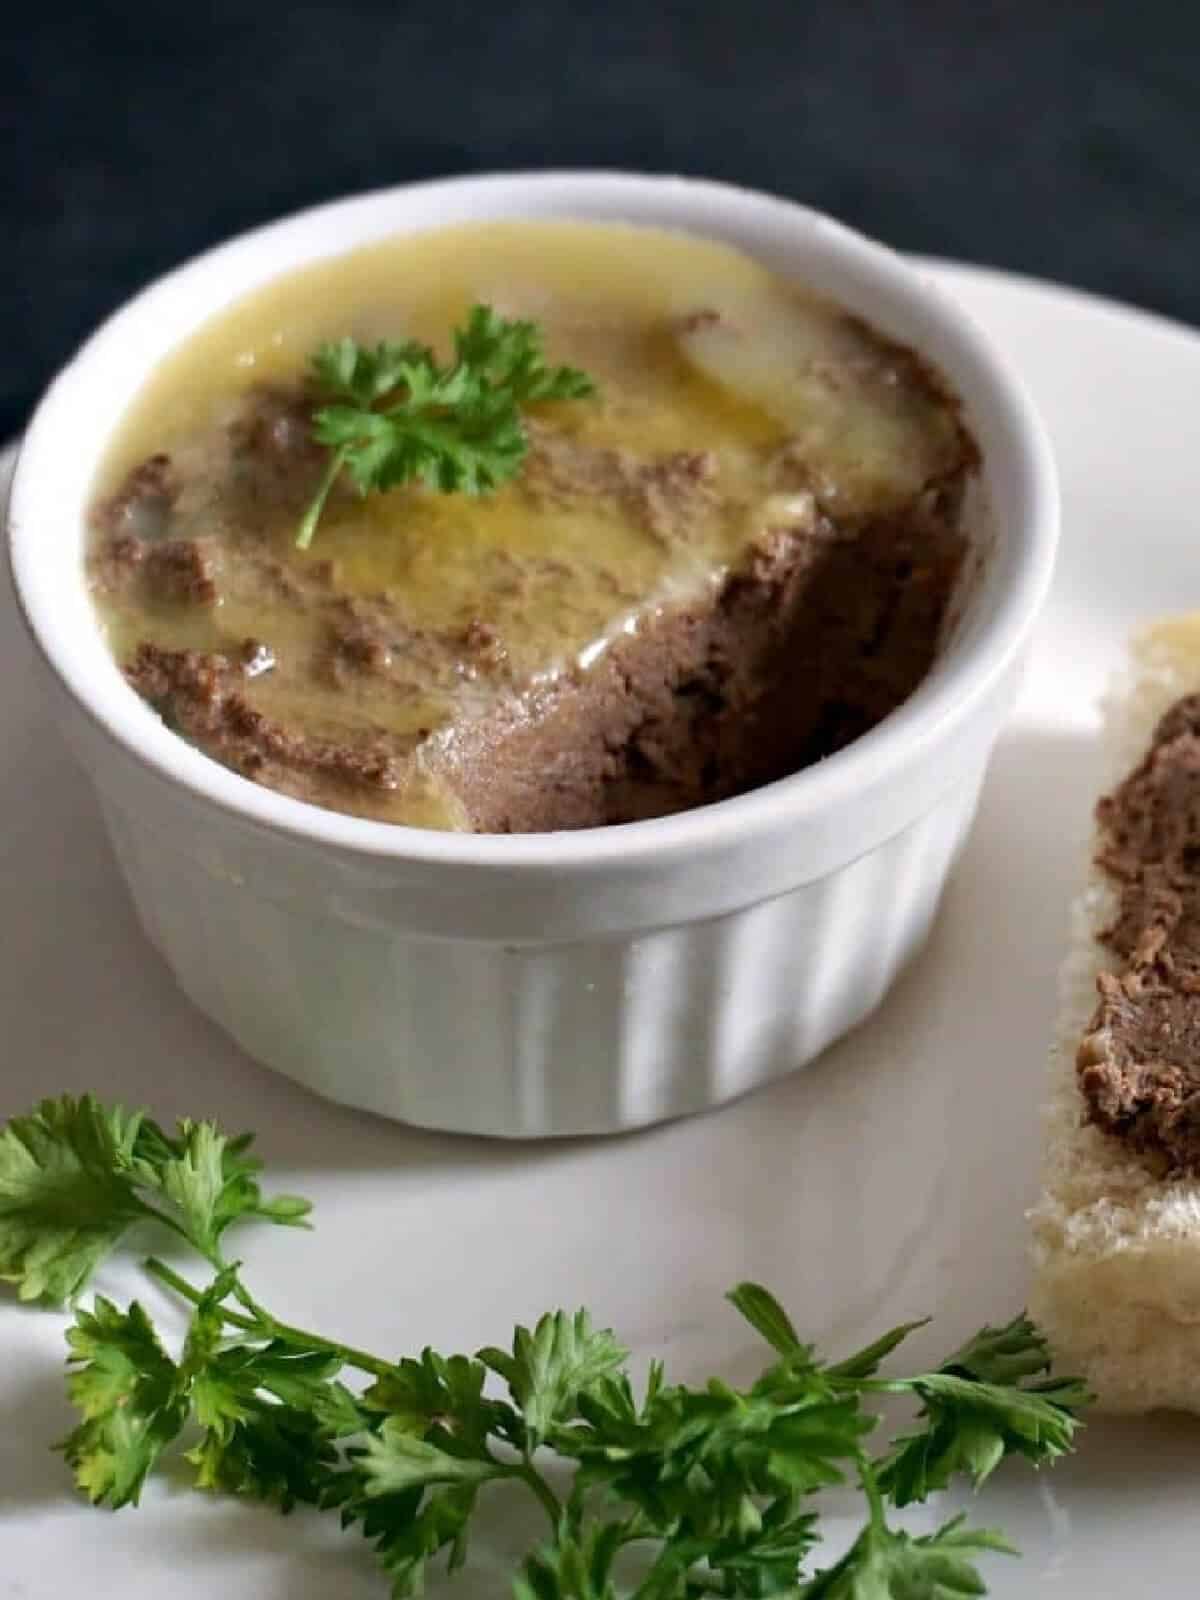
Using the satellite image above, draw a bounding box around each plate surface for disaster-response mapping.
[3,261,1199,1595]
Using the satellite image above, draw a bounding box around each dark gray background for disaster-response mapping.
[5,2,1197,439]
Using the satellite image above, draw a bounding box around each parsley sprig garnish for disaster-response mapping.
[295,305,596,549]
[0,1095,1088,1597]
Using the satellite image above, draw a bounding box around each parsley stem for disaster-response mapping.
[249,1315,396,1382]
[296,444,349,550]
[142,1256,396,1380]
[845,1377,928,1395]
[857,1454,888,1537]
[515,1458,562,1528]
[144,1257,257,1329]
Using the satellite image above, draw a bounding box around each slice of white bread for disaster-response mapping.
[1029,614,1200,1413]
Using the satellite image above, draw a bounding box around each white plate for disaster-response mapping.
[2,261,1199,1596]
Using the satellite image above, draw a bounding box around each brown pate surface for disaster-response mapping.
[1079,692,1200,1168]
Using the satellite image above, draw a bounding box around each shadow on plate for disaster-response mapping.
[0,1357,83,1511]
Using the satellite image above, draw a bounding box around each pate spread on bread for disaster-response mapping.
[1030,614,1200,1412]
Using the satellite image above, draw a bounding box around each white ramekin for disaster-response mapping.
[6,173,1058,1137]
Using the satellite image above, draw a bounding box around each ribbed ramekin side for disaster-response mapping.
[95,766,985,1137]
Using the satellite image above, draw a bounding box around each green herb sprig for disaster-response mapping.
[295,305,596,549]
[0,1095,1089,1598]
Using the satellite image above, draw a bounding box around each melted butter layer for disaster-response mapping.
[89,220,968,830]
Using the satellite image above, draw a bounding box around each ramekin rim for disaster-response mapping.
[6,169,1059,871]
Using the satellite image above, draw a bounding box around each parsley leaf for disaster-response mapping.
[565,1375,870,1521]
[939,1313,1065,1387]
[333,1477,481,1598]
[355,1420,503,1494]
[331,1347,525,1597]
[872,1313,1089,1507]
[331,1419,506,1598]
[453,305,597,404]
[0,1096,154,1304]
[135,1119,311,1265]
[61,1266,356,1514]
[513,1521,626,1600]
[553,1355,863,1599]
[0,1095,309,1305]
[362,1347,514,1452]
[730,1282,926,1398]
[479,1310,629,1450]
[824,1322,931,1382]
[730,1288,1088,1514]
[189,1402,342,1512]
[635,1497,822,1599]
[727,1281,810,1358]
[295,307,596,548]
[310,336,434,407]
[799,1513,1016,1600]
[180,1272,361,1511]
[60,1296,188,1507]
